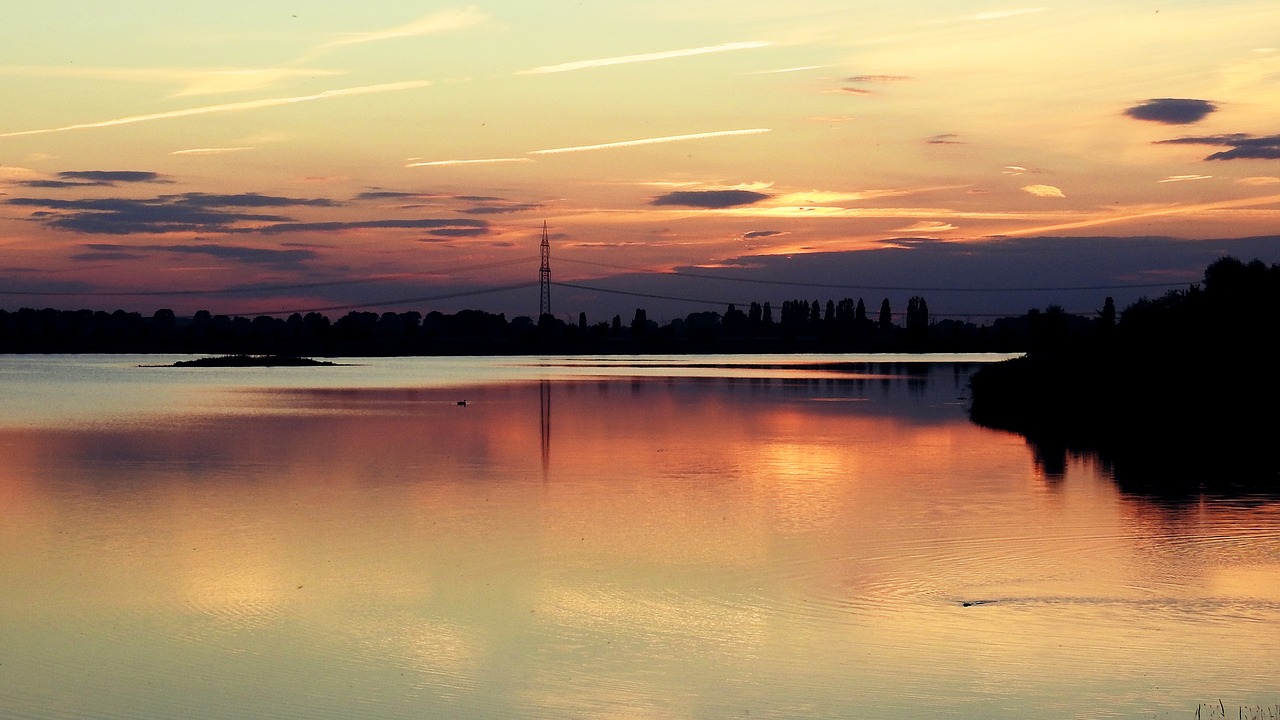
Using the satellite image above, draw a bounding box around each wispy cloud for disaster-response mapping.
[845,75,912,83]
[897,221,958,232]
[407,130,772,168]
[316,7,487,51]
[770,188,927,204]
[529,128,771,155]
[517,41,774,75]
[749,66,826,75]
[1022,184,1065,198]
[1158,175,1213,183]
[171,147,256,156]
[971,8,1045,21]
[73,242,319,267]
[4,9,480,101]
[999,193,1280,236]
[0,64,344,99]
[248,218,489,237]
[0,65,190,83]
[406,157,532,168]
[172,69,345,98]
[0,81,431,139]
[742,230,788,239]
[0,166,41,184]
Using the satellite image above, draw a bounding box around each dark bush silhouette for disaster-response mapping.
[969,256,1280,490]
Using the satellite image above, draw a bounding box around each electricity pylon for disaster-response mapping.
[539,221,551,318]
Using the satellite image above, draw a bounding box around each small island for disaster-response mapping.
[167,354,338,368]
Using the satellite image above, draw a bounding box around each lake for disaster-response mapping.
[1,354,1277,720]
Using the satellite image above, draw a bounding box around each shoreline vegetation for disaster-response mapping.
[968,256,1279,492]
[2,296,1049,357]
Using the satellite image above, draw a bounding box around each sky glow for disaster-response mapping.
[2,1,1280,321]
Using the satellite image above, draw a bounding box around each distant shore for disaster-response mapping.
[155,355,339,368]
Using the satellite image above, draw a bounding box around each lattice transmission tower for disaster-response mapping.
[539,221,551,318]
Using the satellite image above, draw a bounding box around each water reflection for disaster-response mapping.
[1025,434,1280,505]
[540,379,551,478]
[1,358,1277,720]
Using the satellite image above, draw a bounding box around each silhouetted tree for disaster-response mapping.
[906,296,929,345]
[630,308,648,336]
[1099,296,1116,328]
[906,296,928,331]
[723,304,748,335]
[878,298,892,333]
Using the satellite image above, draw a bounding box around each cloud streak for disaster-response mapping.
[517,41,773,75]
[971,8,1045,21]
[0,81,432,139]
[0,65,343,98]
[1155,133,1280,160]
[998,193,1280,236]
[171,147,256,156]
[317,7,487,51]
[406,157,532,168]
[529,128,771,155]
[19,171,171,188]
[74,242,319,267]
[408,129,772,168]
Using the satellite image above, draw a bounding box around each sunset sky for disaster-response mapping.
[3,1,1280,322]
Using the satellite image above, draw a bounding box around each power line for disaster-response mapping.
[229,281,539,317]
[553,281,1100,319]
[556,257,1191,293]
[552,281,748,308]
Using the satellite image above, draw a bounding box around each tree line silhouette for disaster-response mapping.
[968,256,1280,491]
[0,293,1084,356]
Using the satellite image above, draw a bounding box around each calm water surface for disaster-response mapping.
[1,354,1277,720]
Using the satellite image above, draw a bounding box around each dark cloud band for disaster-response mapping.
[1124,98,1217,125]
[6,191,487,237]
[1156,133,1280,160]
[651,190,770,208]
